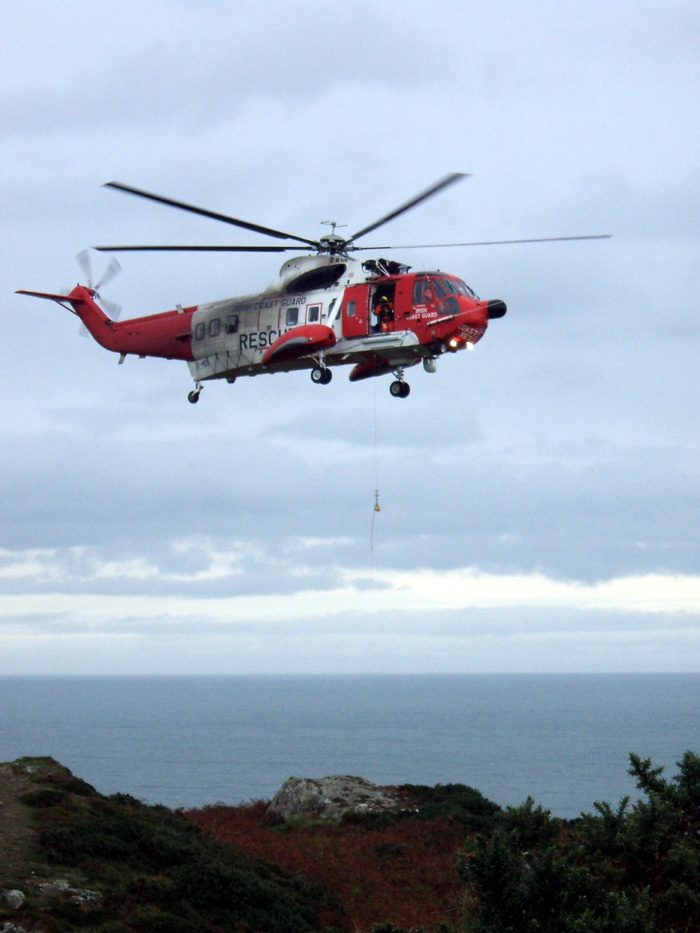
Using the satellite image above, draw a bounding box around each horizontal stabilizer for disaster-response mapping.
[262,324,336,366]
[16,289,81,302]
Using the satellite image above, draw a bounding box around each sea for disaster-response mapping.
[1,674,698,820]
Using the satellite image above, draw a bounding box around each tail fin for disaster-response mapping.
[18,286,195,361]
[17,286,115,347]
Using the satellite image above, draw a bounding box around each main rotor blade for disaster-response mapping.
[351,234,613,250]
[93,244,295,253]
[104,182,320,249]
[347,173,469,245]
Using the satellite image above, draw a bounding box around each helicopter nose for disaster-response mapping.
[487,299,507,319]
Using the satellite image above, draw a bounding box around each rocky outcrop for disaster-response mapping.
[36,880,102,906]
[268,775,405,822]
[1,890,25,910]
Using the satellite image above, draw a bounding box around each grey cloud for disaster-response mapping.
[2,3,451,139]
[3,0,699,672]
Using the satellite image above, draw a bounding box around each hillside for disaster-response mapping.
[0,757,328,932]
[186,754,700,933]
[0,758,497,933]
[2,753,700,932]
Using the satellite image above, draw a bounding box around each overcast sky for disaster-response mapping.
[2,0,699,674]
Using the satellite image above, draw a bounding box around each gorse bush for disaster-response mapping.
[458,751,700,933]
[399,783,502,832]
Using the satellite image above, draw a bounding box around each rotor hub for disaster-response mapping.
[318,234,349,255]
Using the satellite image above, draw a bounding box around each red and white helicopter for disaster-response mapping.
[18,174,609,402]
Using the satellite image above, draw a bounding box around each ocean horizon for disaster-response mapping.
[1,672,698,820]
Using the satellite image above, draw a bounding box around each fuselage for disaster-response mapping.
[185,254,503,384]
[19,253,507,395]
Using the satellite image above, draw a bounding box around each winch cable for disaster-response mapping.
[370,377,381,572]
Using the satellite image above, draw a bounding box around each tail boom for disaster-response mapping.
[17,286,194,361]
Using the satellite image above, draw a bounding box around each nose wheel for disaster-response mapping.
[188,382,202,404]
[389,380,410,398]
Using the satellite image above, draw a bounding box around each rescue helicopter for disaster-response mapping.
[18,174,610,402]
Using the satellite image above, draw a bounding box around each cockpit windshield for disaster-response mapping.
[440,276,479,300]
[414,274,479,304]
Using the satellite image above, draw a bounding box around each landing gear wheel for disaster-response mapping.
[188,389,201,404]
[390,380,410,398]
[311,367,332,385]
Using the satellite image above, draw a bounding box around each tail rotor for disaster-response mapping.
[75,249,122,332]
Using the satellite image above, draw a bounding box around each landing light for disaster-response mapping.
[449,338,459,349]
[466,341,475,351]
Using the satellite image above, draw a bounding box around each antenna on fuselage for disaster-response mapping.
[321,221,346,236]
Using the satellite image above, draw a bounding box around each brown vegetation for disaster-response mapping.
[185,800,467,932]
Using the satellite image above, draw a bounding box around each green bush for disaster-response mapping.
[459,752,700,933]
[32,786,326,931]
[19,788,69,808]
[401,782,502,831]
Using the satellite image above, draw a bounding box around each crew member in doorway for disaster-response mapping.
[375,296,394,332]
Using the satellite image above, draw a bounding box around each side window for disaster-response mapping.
[413,279,428,304]
[346,300,356,318]
[209,318,220,337]
[286,307,299,326]
[225,314,239,334]
[307,304,321,323]
[195,322,205,340]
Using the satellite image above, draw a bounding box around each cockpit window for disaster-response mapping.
[433,276,479,299]
[432,278,449,299]
[413,278,435,304]
[449,277,479,299]
[441,296,460,313]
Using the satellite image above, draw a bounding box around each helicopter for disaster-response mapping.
[18,174,610,402]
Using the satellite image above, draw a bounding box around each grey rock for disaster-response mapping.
[268,775,402,822]
[1,890,25,910]
[36,881,101,905]
[37,881,71,896]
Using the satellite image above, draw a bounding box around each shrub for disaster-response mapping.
[459,752,700,933]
